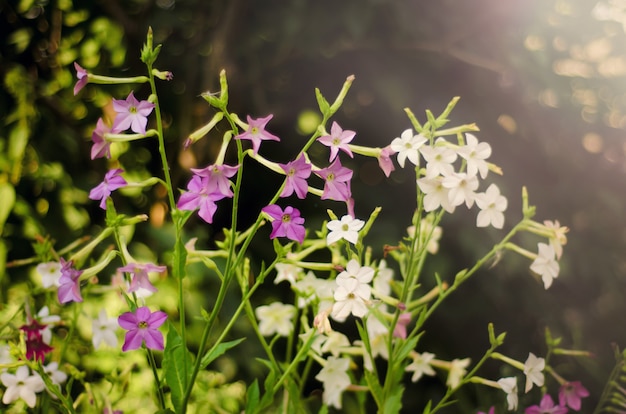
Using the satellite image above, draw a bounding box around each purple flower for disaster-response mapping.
[392,312,412,339]
[315,158,353,202]
[73,62,88,95]
[58,258,84,304]
[559,381,589,411]
[91,118,123,160]
[378,146,396,177]
[262,204,305,244]
[235,115,280,155]
[118,263,166,293]
[89,169,127,210]
[279,155,311,199]
[190,163,239,198]
[477,408,495,414]
[118,307,167,351]
[20,319,53,361]
[317,121,355,161]
[112,91,155,134]
[525,394,569,414]
[177,174,229,223]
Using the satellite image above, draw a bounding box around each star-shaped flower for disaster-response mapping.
[525,394,568,414]
[420,139,458,178]
[523,352,545,393]
[559,381,589,411]
[405,352,436,382]
[326,215,365,245]
[279,155,311,199]
[377,146,396,177]
[530,243,560,289]
[118,307,167,352]
[315,356,351,409]
[255,302,296,337]
[0,366,44,408]
[190,163,239,198]
[315,158,353,202]
[118,262,166,293]
[317,121,355,161]
[442,172,479,208]
[92,309,119,350]
[447,357,470,388]
[177,174,229,223]
[91,117,122,160]
[457,133,492,178]
[417,176,455,213]
[497,376,519,411]
[390,128,428,168]
[112,91,155,134]
[475,183,508,229]
[36,261,62,288]
[262,204,306,244]
[235,114,280,155]
[89,168,127,210]
[58,258,84,304]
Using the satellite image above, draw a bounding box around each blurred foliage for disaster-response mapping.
[3,0,626,411]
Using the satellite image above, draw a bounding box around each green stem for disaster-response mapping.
[147,348,166,410]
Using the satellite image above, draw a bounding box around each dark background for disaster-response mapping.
[2,0,626,412]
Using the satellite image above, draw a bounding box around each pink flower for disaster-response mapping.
[378,146,396,177]
[89,169,127,210]
[58,258,84,304]
[118,263,166,293]
[20,319,53,361]
[118,307,167,351]
[559,381,589,411]
[112,91,155,134]
[91,118,123,160]
[279,155,311,199]
[477,408,495,414]
[525,394,568,414]
[73,62,88,95]
[177,174,229,223]
[235,115,280,155]
[317,121,355,161]
[315,158,353,202]
[190,163,239,198]
[392,313,412,339]
[262,204,306,244]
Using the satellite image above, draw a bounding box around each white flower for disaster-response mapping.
[315,356,351,409]
[319,331,351,357]
[475,183,508,229]
[37,306,61,345]
[420,139,458,178]
[0,344,13,369]
[331,260,374,321]
[446,357,470,388]
[417,176,455,213]
[36,262,62,288]
[523,352,545,392]
[405,352,436,382]
[43,362,67,387]
[530,243,560,289]
[390,129,428,168]
[543,220,568,259]
[442,172,479,208]
[92,309,119,350]
[293,271,334,309]
[274,263,303,286]
[497,376,518,410]
[255,302,296,337]
[326,215,365,245]
[1,365,45,408]
[456,133,491,178]
[373,259,393,298]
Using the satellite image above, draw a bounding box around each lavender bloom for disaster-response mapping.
[317,121,355,161]
[58,258,84,304]
[262,204,306,244]
[235,115,280,155]
[118,263,166,293]
[315,158,353,202]
[279,155,311,199]
[73,62,88,95]
[118,307,167,351]
[91,118,123,160]
[89,169,127,210]
[112,91,155,134]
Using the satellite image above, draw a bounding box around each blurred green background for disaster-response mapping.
[2,0,626,411]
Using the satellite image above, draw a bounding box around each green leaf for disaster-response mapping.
[200,337,246,369]
[363,369,384,408]
[383,383,404,414]
[163,322,193,413]
[245,379,260,413]
[0,183,15,234]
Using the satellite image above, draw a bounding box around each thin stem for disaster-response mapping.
[147,348,166,410]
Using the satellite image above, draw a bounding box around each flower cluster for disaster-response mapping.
[2,31,589,413]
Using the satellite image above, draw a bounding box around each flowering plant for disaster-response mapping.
[2,28,593,413]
